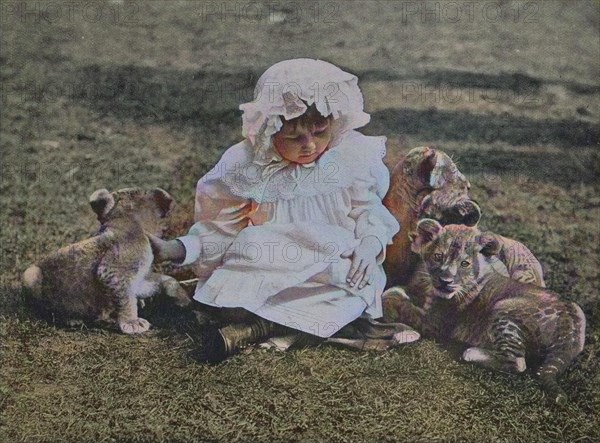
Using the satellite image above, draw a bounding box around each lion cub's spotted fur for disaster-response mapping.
[384,219,585,404]
[23,187,190,334]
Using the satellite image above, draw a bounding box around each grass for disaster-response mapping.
[2,319,598,443]
[1,1,599,442]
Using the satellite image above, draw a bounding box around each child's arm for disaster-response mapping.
[346,137,401,287]
[167,146,253,275]
[175,178,251,271]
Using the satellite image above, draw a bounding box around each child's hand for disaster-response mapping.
[146,233,186,264]
[340,236,382,289]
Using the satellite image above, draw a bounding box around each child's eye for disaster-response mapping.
[433,253,443,262]
[460,260,471,268]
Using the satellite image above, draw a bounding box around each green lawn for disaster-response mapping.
[1,1,599,442]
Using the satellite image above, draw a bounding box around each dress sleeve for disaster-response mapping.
[347,137,401,263]
[177,161,252,277]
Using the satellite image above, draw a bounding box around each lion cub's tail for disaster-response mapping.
[23,265,43,296]
[537,302,586,405]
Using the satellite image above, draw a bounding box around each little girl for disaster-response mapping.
[152,59,400,360]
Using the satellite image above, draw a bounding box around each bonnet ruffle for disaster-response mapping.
[239,58,371,166]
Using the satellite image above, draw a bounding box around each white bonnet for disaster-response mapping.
[239,58,371,165]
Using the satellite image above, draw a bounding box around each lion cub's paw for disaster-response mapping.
[161,276,192,307]
[119,317,151,334]
[170,285,192,307]
[462,347,527,373]
[382,286,410,300]
[462,347,492,363]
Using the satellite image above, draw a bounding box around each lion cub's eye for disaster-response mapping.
[460,260,471,268]
[433,253,443,262]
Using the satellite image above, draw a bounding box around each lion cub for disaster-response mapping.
[384,219,586,404]
[383,146,544,288]
[384,147,481,287]
[23,187,190,334]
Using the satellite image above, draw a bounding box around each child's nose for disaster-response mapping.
[301,134,316,150]
[305,139,316,150]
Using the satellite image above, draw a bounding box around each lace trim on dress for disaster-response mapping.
[220,132,386,203]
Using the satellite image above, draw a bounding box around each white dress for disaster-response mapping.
[177,130,400,337]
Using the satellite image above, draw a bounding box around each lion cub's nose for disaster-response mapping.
[439,276,454,287]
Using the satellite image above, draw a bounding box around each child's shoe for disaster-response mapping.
[201,318,276,363]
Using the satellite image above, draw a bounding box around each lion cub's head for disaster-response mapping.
[398,147,481,226]
[410,219,500,304]
[89,187,174,236]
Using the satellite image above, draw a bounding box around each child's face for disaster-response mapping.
[273,113,332,164]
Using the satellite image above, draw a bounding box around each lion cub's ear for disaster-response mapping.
[153,188,174,218]
[478,233,500,257]
[411,218,443,253]
[89,189,115,220]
